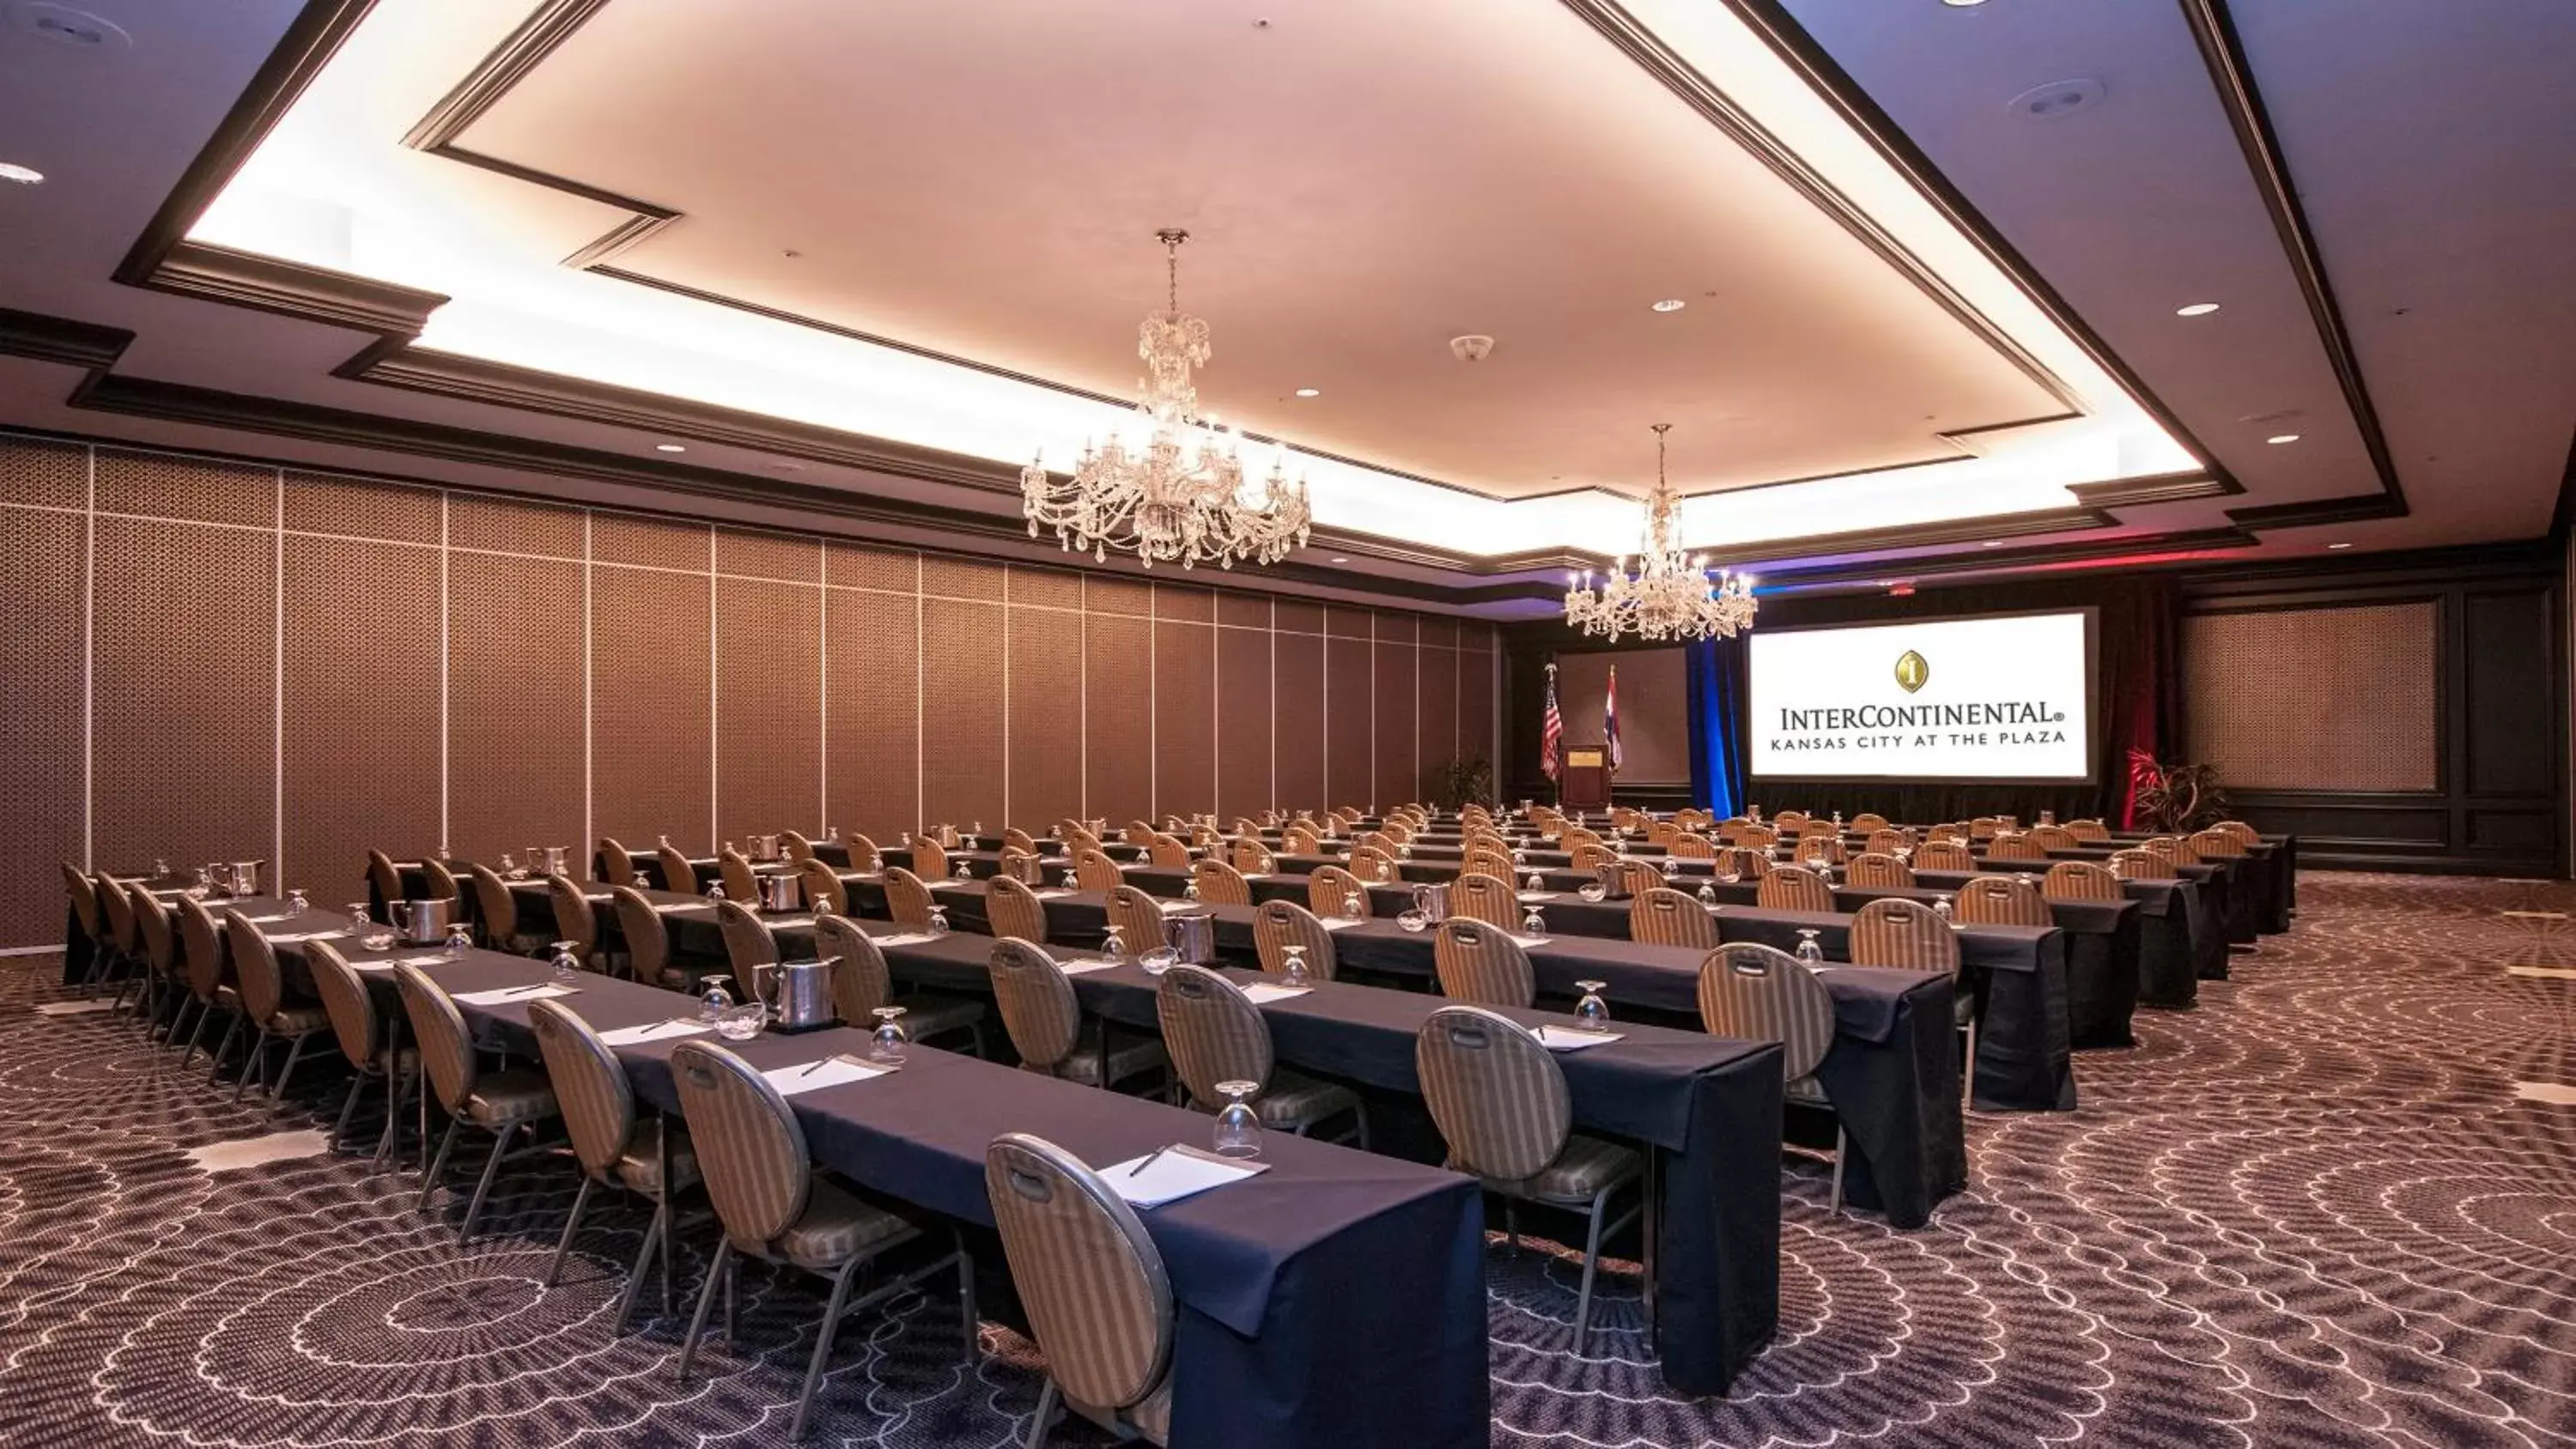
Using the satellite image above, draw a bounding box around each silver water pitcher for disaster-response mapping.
[228,860,262,897]
[756,871,804,913]
[398,896,453,946]
[762,956,837,1034]
[1163,911,1217,965]
[1411,881,1450,920]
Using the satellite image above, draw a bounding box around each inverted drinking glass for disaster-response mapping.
[1212,1080,1262,1158]
[1575,979,1610,1029]
[870,1005,909,1062]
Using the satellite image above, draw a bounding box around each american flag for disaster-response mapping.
[1540,663,1564,780]
[1604,664,1623,776]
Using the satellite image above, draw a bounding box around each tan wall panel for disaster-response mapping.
[1418,644,1460,779]
[592,512,708,571]
[92,517,274,871]
[2184,603,2439,791]
[1007,606,1086,828]
[716,528,821,584]
[1009,565,1084,609]
[1084,612,1154,824]
[0,435,82,509]
[922,597,1006,830]
[824,587,919,841]
[1086,575,1152,617]
[450,493,585,557]
[1274,631,1325,811]
[447,551,586,865]
[1326,606,1373,640]
[924,555,1006,602]
[828,543,916,591]
[1218,593,1271,629]
[1460,644,1496,772]
[283,471,440,543]
[0,506,86,945]
[1155,620,1217,817]
[1216,625,1273,820]
[96,448,271,527]
[283,535,440,906]
[1275,599,1325,635]
[1325,634,1375,809]
[1420,616,1460,650]
[1373,639,1419,806]
[592,564,713,850]
[717,579,822,840]
[1153,584,1214,622]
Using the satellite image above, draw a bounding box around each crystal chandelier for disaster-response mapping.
[1563,424,1758,641]
[1021,229,1312,570]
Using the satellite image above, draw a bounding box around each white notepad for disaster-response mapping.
[267,930,347,943]
[1318,918,1364,931]
[244,914,290,924]
[454,984,580,1005]
[1516,891,1558,902]
[766,1056,895,1095]
[872,931,939,947]
[650,902,700,913]
[1058,958,1121,976]
[1104,1145,1270,1208]
[1509,934,1552,948]
[1035,888,1076,899]
[1239,982,1311,1005]
[1533,1025,1624,1051]
[598,1019,711,1046]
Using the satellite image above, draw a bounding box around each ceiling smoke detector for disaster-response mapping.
[5,3,131,48]
[2008,77,2105,120]
[1449,334,1496,362]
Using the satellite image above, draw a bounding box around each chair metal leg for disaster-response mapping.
[546,1176,596,1287]
[459,1120,518,1242]
[267,1032,313,1116]
[790,1258,865,1442]
[328,1074,368,1152]
[417,1115,462,1211]
[1504,1201,1521,1257]
[720,1246,739,1349]
[612,1199,666,1331]
[1025,1379,1061,1449]
[675,1240,734,1385]
[178,1003,212,1065]
[375,1059,413,1165]
[206,1014,244,1086]
[1574,1191,1611,1356]
[955,1230,980,1362]
[232,1027,270,1103]
[1828,1124,1849,1213]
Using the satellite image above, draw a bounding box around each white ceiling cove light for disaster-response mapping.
[654,442,688,453]
[0,161,43,185]
[1650,298,1687,312]
[2266,433,2300,445]
[1293,387,1321,397]
[2175,302,2221,317]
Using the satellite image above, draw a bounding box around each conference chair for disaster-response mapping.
[128,886,187,1040]
[597,838,640,888]
[815,915,987,1054]
[2142,834,2202,864]
[1189,858,1252,906]
[1850,812,1889,834]
[1644,819,1680,846]
[1283,822,1324,854]
[1252,900,1339,981]
[2027,825,2080,851]
[611,885,691,992]
[2043,860,2124,900]
[2065,819,2112,843]
[910,837,951,882]
[842,833,884,872]
[524,998,695,1321]
[1698,943,1847,1210]
[1631,887,1718,949]
[1349,845,1400,882]
[996,846,1046,885]
[984,872,1050,943]
[1121,821,1157,846]
[1612,858,1667,896]
[546,872,604,972]
[1157,966,1365,1143]
[392,962,562,1242]
[1756,864,1836,914]
[1849,898,1978,1070]
[221,910,337,1113]
[781,829,817,864]
[1668,834,1717,861]
[1844,852,1915,889]
[883,866,939,932]
[307,938,418,1161]
[1914,840,1977,872]
[657,843,702,895]
[984,1133,1176,1447]
[1433,917,1536,1008]
[61,864,109,992]
[1927,823,1965,845]
[1449,872,1522,930]
[1105,886,1176,958]
[91,875,139,1002]
[1864,828,1914,857]
[1231,837,1278,875]
[987,939,1170,1092]
[367,848,407,914]
[2109,848,2175,881]
[2212,820,2261,846]
[1071,847,1124,894]
[467,864,542,955]
[1568,842,1617,873]
[1956,875,2053,927]
[714,900,782,991]
[796,858,850,917]
[1772,811,1809,833]
[1795,835,1847,869]
[1308,864,1373,919]
[173,894,240,1072]
[668,1040,975,1443]
[2188,828,2246,859]
[1059,825,1103,857]
[1716,846,1771,880]
[1462,846,1517,879]
[1559,827,1604,852]
[1146,833,1194,869]
[1968,817,2001,840]
[1415,1005,1642,1353]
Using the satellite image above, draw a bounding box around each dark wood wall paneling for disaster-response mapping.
[0,431,1500,946]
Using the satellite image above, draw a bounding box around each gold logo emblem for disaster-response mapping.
[1894,650,1929,693]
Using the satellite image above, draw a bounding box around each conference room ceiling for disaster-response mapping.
[0,0,2567,615]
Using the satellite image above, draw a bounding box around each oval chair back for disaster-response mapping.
[611,886,676,986]
[1073,849,1125,895]
[132,886,180,984]
[1849,898,1959,970]
[1147,834,1193,869]
[1956,875,2053,926]
[817,916,892,1022]
[988,937,1082,1072]
[1348,845,1400,883]
[1104,887,1169,957]
[781,830,816,864]
[467,864,522,949]
[1307,865,1372,919]
[98,874,138,957]
[2043,860,2123,900]
[1756,865,1836,914]
[1155,965,1274,1109]
[2066,819,2111,843]
[656,844,701,895]
[1448,872,1521,930]
[910,838,951,881]
[545,873,598,961]
[882,867,937,931]
[1845,852,1915,889]
[2187,828,2245,859]
[1630,887,1717,949]
[843,833,882,872]
[1612,858,1666,896]
[1189,859,1251,906]
[669,1040,812,1255]
[61,863,103,943]
[391,961,479,1114]
[307,937,385,1068]
[1914,840,1977,872]
[985,872,1050,943]
[1415,1005,1571,1182]
[984,1133,1174,1433]
[2109,848,2175,881]
[526,997,637,1179]
[1252,900,1338,981]
[1432,916,1535,1008]
[714,900,781,990]
[368,849,406,909]
[1696,943,1836,1083]
[419,857,462,901]
[1231,837,1276,875]
[598,838,639,888]
[797,859,850,917]
[178,894,229,1004]
[719,850,762,904]
[222,909,288,1023]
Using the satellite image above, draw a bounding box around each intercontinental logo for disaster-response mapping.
[1895,649,1929,694]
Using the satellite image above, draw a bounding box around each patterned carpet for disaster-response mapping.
[0,872,2570,1447]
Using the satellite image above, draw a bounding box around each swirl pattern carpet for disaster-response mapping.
[0,871,2568,1447]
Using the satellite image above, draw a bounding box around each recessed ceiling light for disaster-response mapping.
[1941,0,1990,7]
[655,443,687,453]
[1980,539,2003,548]
[1294,387,1320,397]
[2008,76,2106,120]
[0,161,43,185]
[8,4,129,48]
[1650,299,1686,313]
[2266,433,2300,445]
[2175,302,2221,317]
[2326,542,2352,549]
[1329,555,1350,563]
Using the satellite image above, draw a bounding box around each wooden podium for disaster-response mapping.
[1559,744,1611,810]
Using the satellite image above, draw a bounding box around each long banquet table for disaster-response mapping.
[216,899,1491,1446]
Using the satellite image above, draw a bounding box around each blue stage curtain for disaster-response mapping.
[1685,634,1749,817]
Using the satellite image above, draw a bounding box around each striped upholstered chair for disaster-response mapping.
[985,1132,1176,1447]
[221,910,336,1113]
[1986,833,2048,863]
[841,833,884,872]
[1415,1005,1642,1353]
[1611,858,1667,896]
[2211,819,2261,846]
[1863,828,1915,857]
[1432,917,1535,1008]
[1567,842,1617,873]
[1448,872,1522,930]
[1231,837,1278,875]
[1252,900,1339,981]
[1668,833,1718,862]
[984,873,1050,944]
[780,830,817,864]
[1461,846,1518,880]
[1282,822,1325,854]
[814,916,987,1054]
[1146,833,1194,869]
[468,864,542,954]
[392,962,561,1242]
[306,938,416,1161]
[368,848,409,911]
[596,838,641,888]
[1630,887,1718,949]
[2188,827,2246,859]
[2043,860,2124,901]
[546,872,604,972]
[1073,848,1125,894]
[526,997,695,1319]
[987,939,1168,1092]
[2027,825,2080,851]
[714,900,781,992]
[657,843,702,895]
[1844,852,1915,889]
[1756,864,1837,914]
[613,885,694,992]
[1794,834,1847,868]
[1698,943,1846,1209]
[668,1040,974,1442]
[796,859,850,918]
[173,894,240,1071]
[2109,847,2176,881]
[718,849,762,904]
[1348,845,1401,883]
[1913,840,1977,872]
[1956,874,2053,927]
[2065,818,2112,843]
[1850,898,1959,972]
[1308,864,1373,919]
[1156,966,1364,1142]
[1104,887,1170,959]
[882,867,939,932]
[1716,846,1771,881]
[1189,858,1252,906]
[1001,827,1042,857]
[1849,812,1889,834]
[909,837,952,882]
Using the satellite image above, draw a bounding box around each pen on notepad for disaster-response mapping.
[1127,1147,1167,1178]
